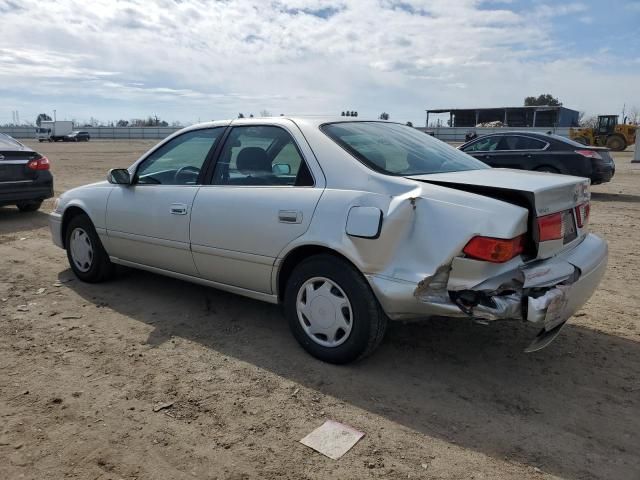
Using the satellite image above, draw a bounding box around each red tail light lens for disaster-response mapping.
[575,149,602,160]
[537,212,563,241]
[463,235,525,263]
[575,202,590,228]
[27,156,50,170]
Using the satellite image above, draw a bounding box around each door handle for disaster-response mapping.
[170,203,188,215]
[278,210,302,224]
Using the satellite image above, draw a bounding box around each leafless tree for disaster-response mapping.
[580,115,598,128]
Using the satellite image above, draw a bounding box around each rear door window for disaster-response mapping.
[212,125,313,186]
[515,136,547,150]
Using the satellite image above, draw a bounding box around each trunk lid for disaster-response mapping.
[408,168,590,258]
[0,137,40,182]
[408,168,589,216]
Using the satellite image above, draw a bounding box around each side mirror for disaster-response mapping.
[108,168,131,185]
[272,163,291,175]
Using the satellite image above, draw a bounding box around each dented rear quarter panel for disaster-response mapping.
[276,120,531,318]
[279,119,605,326]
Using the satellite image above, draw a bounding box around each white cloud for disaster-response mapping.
[0,0,636,125]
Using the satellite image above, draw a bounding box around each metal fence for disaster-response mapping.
[0,126,181,140]
[1,124,573,142]
[416,126,572,142]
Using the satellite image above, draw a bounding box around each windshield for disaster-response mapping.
[321,121,489,175]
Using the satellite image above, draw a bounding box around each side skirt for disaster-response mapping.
[109,257,279,305]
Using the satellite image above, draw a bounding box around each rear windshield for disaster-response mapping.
[321,121,489,175]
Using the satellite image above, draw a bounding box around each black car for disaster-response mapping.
[459,131,615,184]
[0,134,53,212]
[64,131,90,142]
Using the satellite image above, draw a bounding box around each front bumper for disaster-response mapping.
[49,211,64,248]
[367,233,608,327]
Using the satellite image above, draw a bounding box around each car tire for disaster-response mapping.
[65,214,114,283]
[16,201,42,212]
[284,254,388,364]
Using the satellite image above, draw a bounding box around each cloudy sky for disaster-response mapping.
[1,0,639,126]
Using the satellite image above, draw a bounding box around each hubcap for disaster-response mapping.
[296,277,353,348]
[69,227,94,273]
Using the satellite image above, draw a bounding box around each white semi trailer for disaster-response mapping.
[36,121,73,142]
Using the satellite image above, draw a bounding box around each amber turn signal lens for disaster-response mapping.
[463,235,525,263]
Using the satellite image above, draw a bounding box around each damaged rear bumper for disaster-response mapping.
[366,233,607,343]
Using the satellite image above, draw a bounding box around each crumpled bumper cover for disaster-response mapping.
[367,233,608,332]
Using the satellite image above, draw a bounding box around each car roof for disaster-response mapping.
[474,130,554,139]
[460,130,591,148]
[182,116,396,131]
[0,133,31,152]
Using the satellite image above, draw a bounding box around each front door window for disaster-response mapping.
[135,128,223,185]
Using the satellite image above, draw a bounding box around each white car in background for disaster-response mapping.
[50,117,607,363]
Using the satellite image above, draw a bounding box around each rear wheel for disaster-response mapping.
[573,136,589,145]
[16,201,42,212]
[65,214,114,283]
[606,135,626,151]
[284,254,388,364]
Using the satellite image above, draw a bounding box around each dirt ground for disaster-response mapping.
[1,140,638,480]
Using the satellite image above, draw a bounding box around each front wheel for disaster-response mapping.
[65,214,114,283]
[284,254,388,364]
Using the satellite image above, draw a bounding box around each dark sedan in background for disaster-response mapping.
[64,131,90,142]
[459,132,615,184]
[0,133,53,212]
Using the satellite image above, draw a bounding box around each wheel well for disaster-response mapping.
[534,165,560,173]
[277,245,357,301]
[60,206,88,249]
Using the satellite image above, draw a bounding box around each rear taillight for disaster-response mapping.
[575,202,590,228]
[537,212,563,241]
[463,235,525,263]
[575,149,602,160]
[27,156,50,170]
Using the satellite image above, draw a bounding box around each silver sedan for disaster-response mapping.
[50,117,608,363]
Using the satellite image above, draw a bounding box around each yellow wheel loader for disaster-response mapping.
[570,115,637,152]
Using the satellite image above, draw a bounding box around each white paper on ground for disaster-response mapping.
[299,420,365,460]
